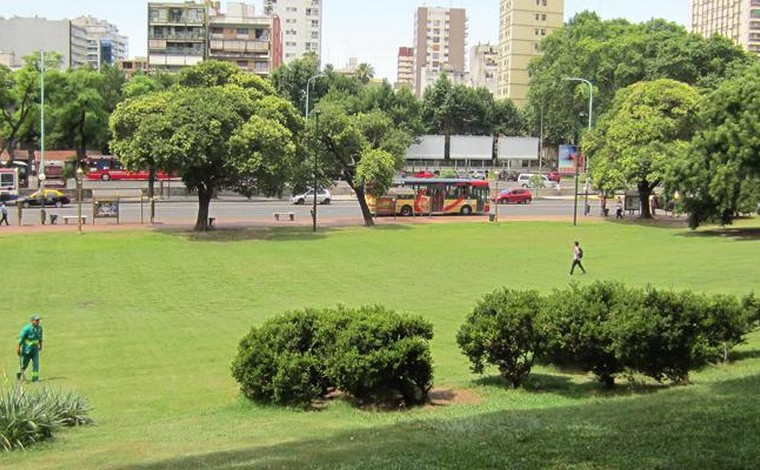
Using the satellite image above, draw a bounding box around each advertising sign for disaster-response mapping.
[558,145,583,175]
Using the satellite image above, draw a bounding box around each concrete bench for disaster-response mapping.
[273,212,295,221]
[62,215,87,225]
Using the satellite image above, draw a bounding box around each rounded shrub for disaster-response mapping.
[457,288,543,388]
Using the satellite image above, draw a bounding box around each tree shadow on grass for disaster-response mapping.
[155,226,334,243]
[118,373,760,470]
[676,226,760,241]
[728,348,760,362]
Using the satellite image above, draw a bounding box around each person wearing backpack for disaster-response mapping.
[570,241,586,275]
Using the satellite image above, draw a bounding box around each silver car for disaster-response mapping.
[290,188,332,205]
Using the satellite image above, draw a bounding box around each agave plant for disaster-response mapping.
[0,385,92,451]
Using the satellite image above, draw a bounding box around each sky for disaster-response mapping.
[0,1,690,79]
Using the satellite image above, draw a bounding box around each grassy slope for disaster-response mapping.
[0,220,758,469]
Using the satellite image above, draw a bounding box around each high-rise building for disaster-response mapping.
[72,16,129,69]
[147,2,207,71]
[498,0,564,106]
[263,0,322,64]
[690,0,760,56]
[208,2,282,75]
[469,43,498,95]
[396,46,414,89]
[0,16,89,69]
[413,7,467,97]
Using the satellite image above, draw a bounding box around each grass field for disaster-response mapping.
[1,219,759,469]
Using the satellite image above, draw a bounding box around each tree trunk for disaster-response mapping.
[444,133,451,160]
[147,165,156,199]
[638,182,652,219]
[345,174,374,227]
[195,184,212,231]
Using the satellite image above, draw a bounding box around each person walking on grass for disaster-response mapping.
[17,315,43,382]
[570,241,586,275]
[0,202,8,226]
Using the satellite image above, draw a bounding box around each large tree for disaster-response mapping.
[584,79,702,218]
[528,12,751,146]
[676,63,760,228]
[111,62,301,231]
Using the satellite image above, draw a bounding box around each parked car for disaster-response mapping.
[413,170,436,178]
[545,171,561,182]
[24,189,70,207]
[498,170,518,181]
[468,169,487,180]
[517,173,552,188]
[290,188,332,205]
[493,188,533,204]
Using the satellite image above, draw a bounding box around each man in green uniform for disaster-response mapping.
[17,315,43,382]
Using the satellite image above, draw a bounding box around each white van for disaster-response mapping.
[517,173,551,188]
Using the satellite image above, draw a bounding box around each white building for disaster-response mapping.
[0,16,89,69]
[469,43,498,95]
[263,0,322,64]
[72,16,129,69]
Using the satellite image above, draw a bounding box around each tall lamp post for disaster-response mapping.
[311,109,321,233]
[564,77,593,218]
[304,72,324,233]
[304,73,325,122]
[39,50,46,225]
[76,167,84,234]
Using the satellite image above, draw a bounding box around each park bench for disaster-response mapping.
[62,215,88,225]
[273,212,295,221]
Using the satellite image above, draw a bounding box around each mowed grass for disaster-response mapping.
[1,219,759,469]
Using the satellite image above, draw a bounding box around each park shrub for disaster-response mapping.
[317,305,434,406]
[701,293,748,363]
[231,309,329,406]
[538,281,629,388]
[456,288,543,388]
[610,288,713,384]
[0,385,92,451]
[741,292,760,331]
[231,306,434,408]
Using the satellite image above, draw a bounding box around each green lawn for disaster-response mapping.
[1,219,759,469]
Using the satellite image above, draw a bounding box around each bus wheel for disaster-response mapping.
[460,205,473,215]
[400,205,413,216]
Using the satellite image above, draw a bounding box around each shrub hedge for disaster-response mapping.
[458,281,756,389]
[231,305,434,407]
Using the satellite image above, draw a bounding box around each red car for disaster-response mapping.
[86,169,173,181]
[545,171,561,182]
[413,170,436,178]
[493,188,533,204]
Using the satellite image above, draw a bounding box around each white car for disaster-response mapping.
[517,173,552,188]
[290,188,332,205]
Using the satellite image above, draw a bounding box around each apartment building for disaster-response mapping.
[147,2,207,71]
[0,16,89,69]
[690,0,760,56]
[498,0,564,106]
[209,2,282,75]
[72,16,129,69]
[469,43,499,95]
[396,46,414,89]
[263,0,322,64]
[413,7,467,97]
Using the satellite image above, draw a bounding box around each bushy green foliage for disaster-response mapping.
[231,306,434,407]
[457,288,543,388]
[539,281,629,388]
[318,306,434,405]
[0,386,92,451]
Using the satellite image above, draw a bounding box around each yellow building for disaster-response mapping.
[497,0,564,107]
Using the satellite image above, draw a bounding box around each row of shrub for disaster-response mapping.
[0,385,92,451]
[231,305,434,407]
[457,281,760,389]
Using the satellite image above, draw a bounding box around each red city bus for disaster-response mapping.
[84,156,173,181]
[367,178,491,216]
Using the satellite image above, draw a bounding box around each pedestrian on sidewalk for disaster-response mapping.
[570,241,586,275]
[615,197,623,219]
[0,202,9,226]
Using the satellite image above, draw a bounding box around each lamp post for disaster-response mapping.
[39,50,46,225]
[564,77,594,220]
[38,173,46,224]
[76,167,84,234]
[304,73,324,122]
[311,109,321,233]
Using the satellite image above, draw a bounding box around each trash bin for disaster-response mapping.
[489,213,496,222]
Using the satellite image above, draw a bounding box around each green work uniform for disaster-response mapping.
[18,323,43,381]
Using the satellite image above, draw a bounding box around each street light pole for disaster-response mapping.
[76,167,84,234]
[564,77,594,220]
[312,109,321,233]
[39,50,46,225]
[304,73,324,123]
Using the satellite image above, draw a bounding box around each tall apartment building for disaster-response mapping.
[413,7,467,97]
[0,16,88,69]
[690,0,760,56]
[396,46,414,89]
[72,16,129,69]
[263,0,322,64]
[209,2,282,75]
[498,0,564,106]
[147,2,207,70]
[469,43,499,95]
